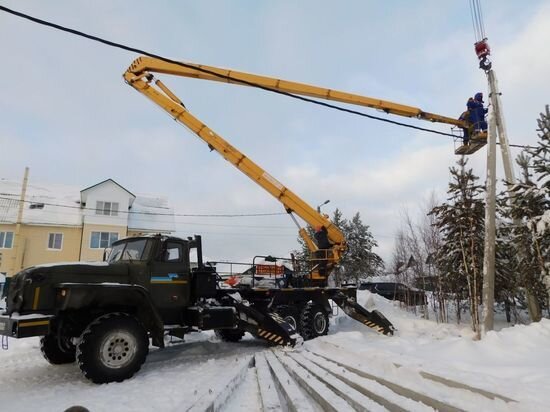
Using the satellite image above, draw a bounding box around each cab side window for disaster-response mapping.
[163,242,183,263]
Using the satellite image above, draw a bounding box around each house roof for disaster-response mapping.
[80,179,136,207]
[0,179,83,226]
[80,178,135,197]
[0,178,175,232]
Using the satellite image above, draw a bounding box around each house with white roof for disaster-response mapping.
[0,178,175,276]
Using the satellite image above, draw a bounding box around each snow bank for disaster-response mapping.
[320,290,550,409]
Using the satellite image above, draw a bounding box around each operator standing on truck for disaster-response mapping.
[314,226,331,276]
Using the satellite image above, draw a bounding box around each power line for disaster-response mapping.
[0,195,286,218]
[0,5,536,150]
[506,143,536,150]
[0,4,461,139]
[0,196,397,238]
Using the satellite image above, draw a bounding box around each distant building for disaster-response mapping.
[0,178,175,276]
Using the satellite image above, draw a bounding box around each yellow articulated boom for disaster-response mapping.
[124,60,345,284]
[125,57,467,126]
[123,56,478,284]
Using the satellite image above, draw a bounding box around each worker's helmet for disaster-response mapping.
[474,92,484,102]
[315,225,322,232]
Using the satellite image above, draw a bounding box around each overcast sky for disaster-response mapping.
[1,1,549,266]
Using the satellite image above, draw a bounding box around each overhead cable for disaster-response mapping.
[0,6,535,149]
[0,195,286,217]
[0,5,461,139]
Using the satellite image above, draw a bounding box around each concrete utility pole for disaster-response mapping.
[481,69,517,333]
[10,167,29,277]
[481,100,497,333]
[488,71,516,185]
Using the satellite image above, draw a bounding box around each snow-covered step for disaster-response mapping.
[307,349,463,412]
[264,351,315,412]
[313,341,517,411]
[409,369,516,403]
[318,340,516,403]
[273,350,355,412]
[300,351,433,412]
[255,352,282,412]
[286,351,388,412]
[187,355,254,412]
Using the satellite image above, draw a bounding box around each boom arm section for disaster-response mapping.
[127,57,467,129]
[123,62,346,280]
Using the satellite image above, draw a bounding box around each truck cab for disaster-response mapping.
[107,235,194,323]
[0,234,297,383]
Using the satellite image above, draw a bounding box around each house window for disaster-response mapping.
[0,232,14,249]
[95,201,119,216]
[48,233,63,250]
[90,232,119,249]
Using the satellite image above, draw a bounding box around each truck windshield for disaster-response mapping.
[108,239,150,263]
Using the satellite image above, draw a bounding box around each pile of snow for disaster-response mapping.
[317,290,550,408]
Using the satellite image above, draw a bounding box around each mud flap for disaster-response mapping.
[332,293,395,335]
[232,301,301,346]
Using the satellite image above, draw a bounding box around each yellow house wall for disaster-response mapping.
[0,223,82,275]
[80,223,128,262]
[0,223,16,275]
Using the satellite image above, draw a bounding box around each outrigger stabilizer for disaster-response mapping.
[227,286,395,347]
[238,296,394,347]
[332,292,396,335]
[224,295,302,346]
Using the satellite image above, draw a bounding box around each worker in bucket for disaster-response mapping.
[469,92,488,133]
[459,98,474,144]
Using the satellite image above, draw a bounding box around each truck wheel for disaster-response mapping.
[215,328,245,342]
[300,303,329,340]
[76,313,149,384]
[40,334,76,365]
[275,305,300,332]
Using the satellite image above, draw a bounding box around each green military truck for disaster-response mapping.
[0,234,393,384]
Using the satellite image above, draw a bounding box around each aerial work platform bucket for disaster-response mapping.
[455,131,488,155]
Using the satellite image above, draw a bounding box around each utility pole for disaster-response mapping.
[481,99,497,333]
[476,39,519,333]
[487,70,516,185]
[10,167,29,276]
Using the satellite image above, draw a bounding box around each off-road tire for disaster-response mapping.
[214,328,245,342]
[76,313,149,384]
[274,305,300,333]
[300,303,329,340]
[40,334,76,365]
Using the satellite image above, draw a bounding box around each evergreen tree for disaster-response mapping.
[532,106,550,308]
[493,106,549,322]
[430,158,485,333]
[530,105,550,190]
[505,151,549,320]
[494,194,523,322]
[329,208,349,285]
[340,212,384,283]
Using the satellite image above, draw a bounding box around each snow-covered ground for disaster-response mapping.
[1,291,549,411]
